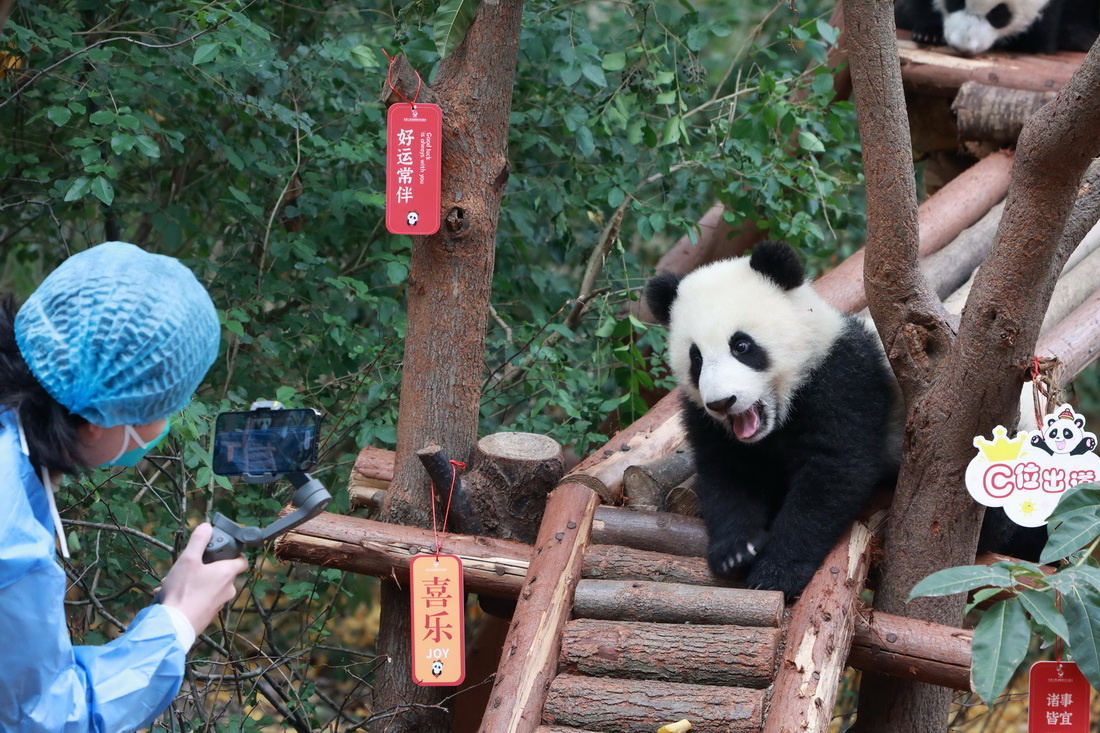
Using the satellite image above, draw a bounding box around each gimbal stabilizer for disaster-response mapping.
[202,472,331,563]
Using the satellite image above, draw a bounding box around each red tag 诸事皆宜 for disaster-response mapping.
[409,553,465,686]
[1029,660,1091,732]
[386,102,442,235]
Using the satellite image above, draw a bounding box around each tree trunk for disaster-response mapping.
[371,3,526,730]
[847,0,1100,729]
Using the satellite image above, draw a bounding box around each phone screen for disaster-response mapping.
[212,408,320,476]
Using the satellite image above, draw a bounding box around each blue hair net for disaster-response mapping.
[13,242,221,427]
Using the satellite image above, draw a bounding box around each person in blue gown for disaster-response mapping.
[0,242,249,731]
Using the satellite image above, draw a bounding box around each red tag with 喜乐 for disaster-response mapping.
[386,102,442,235]
[409,553,465,686]
[1029,660,1091,732]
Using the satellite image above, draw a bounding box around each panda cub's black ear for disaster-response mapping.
[750,240,805,291]
[644,272,682,326]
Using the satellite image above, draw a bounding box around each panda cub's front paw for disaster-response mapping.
[746,556,818,600]
[707,531,769,578]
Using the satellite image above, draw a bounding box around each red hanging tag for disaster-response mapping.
[409,553,465,686]
[1029,660,1091,732]
[386,102,442,235]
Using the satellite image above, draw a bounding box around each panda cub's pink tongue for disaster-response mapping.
[732,405,760,440]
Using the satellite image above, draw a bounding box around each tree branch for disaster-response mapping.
[845,0,950,397]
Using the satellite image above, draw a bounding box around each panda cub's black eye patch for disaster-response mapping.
[730,331,769,371]
[689,343,703,388]
[986,3,1011,28]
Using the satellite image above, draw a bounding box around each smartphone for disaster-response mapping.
[212,408,321,477]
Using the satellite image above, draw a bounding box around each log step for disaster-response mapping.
[542,674,764,733]
[559,618,780,688]
[583,543,733,587]
[573,579,784,627]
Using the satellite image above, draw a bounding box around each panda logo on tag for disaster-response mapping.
[966,404,1100,526]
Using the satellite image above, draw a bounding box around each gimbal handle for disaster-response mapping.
[202,472,331,563]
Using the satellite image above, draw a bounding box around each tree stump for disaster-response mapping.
[463,431,565,545]
[621,448,694,512]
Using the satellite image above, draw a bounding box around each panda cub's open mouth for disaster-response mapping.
[728,401,767,441]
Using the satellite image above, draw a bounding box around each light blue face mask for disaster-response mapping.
[99,417,171,468]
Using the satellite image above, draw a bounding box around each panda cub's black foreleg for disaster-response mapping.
[744,449,880,599]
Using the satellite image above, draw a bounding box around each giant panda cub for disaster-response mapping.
[645,241,898,599]
[895,0,1100,55]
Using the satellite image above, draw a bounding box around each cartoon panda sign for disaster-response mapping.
[966,404,1100,527]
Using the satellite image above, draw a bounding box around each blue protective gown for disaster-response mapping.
[0,410,186,732]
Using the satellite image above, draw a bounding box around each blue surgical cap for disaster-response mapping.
[13,242,221,427]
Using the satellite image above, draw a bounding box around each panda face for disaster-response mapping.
[407,211,420,226]
[933,0,1050,54]
[1044,415,1085,454]
[431,660,444,677]
[646,242,844,444]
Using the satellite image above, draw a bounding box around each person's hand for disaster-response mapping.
[159,522,249,634]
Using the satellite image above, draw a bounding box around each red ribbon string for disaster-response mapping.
[430,459,466,557]
[382,48,422,107]
[1032,356,1047,429]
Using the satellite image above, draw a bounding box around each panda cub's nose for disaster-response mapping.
[706,396,737,414]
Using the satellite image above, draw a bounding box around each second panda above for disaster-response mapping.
[645,241,899,599]
[894,0,1100,56]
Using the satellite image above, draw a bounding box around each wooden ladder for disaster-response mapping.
[476,484,880,733]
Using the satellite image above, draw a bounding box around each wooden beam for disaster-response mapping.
[817,150,1013,314]
[899,42,1079,96]
[590,505,708,556]
[849,612,971,690]
[559,618,780,688]
[563,394,685,505]
[272,512,530,597]
[478,483,600,733]
[762,514,880,733]
[1036,287,1100,381]
[542,675,764,733]
[572,579,782,627]
[582,543,723,587]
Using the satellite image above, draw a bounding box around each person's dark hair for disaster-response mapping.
[0,295,87,473]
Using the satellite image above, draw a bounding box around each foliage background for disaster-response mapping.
[2,0,1097,730]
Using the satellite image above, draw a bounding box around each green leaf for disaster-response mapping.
[135,135,161,158]
[1018,589,1070,640]
[811,72,834,96]
[816,19,840,45]
[575,126,595,157]
[581,64,606,88]
[1046,566,1100,596]
[349,45,379,68]
[192,42,222,66]
[432,0,479,59]
[47,106,72,126]
[1062,585,1100,692]
[798,130,826,153]
[661,116,682,146]
[1041,512,1100,563]
[970,598,1032,704]
[386,261,407,284]
[111,134,137,154]
[1049,483,1100,522]
[91,176,114,206]
[63,176,92,202]
[907,565,1013,601]
[88,109,114,125]
[655,90,677,106]
[601,51,626,72]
